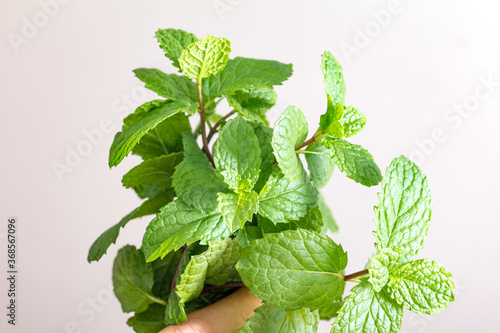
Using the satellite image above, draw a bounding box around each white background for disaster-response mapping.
[1,0,499,332]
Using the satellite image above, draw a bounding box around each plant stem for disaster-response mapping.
[344,269,369,281]
[197,82,214,166]
[296,134,318,151]
[207,109,236,143]
[169,245,191,296]
[202,281,245,293]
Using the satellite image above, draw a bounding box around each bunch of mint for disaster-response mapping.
[88,28,454,333]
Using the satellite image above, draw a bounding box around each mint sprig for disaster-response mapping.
[88,28,455,333]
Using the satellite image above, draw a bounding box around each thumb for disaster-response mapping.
[160,287,262,333]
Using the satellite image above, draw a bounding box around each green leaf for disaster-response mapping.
[236,229,347,310]
[203,57,293,100]
[368,246,405,292]
[217,191,259,233]
[385,259,454,315]
[165,289,186,326]
[179,35,231,81]
[171,289,234,321]
[332,281,403,333]
[318,193,338,234]
[176,239,241,305]
[318,299,344,321]
[235,226,263,248]
[133,68,198,102]
[155,29,198,70]
[87,191,174,262]
[250,123,274,193]
[112,246,159,313]
[151,249,183,299]
[226,88,277,125]
[373,156,432,261]
[321,51,346,106]
[122,152,183,199]
[319,101,344,138]
[256,207,322,234]
[131,113,191,160]
[213,117,261,192]
[258,167,318,223]
[272,106,308,180]
[164,247,193,326]
[142,200,230,262]
[339,106,366,138]
[304,142,335,189]
[186,288,234,311]
[172,132,227,212]
[257,215,292,234]
[109,100,193,167]
[239,303,319,333]
[127,303,166,333]
[294,206,323,233]
[322,136,382,187]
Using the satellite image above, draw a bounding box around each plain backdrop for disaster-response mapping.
[1,1,499,332]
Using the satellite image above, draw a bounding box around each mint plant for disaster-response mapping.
[88,28,455,333]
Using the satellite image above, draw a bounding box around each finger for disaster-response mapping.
[160,287,262,333]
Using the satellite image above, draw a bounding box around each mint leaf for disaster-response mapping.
[127,303,166,333]
[88,191,174,262]
[319,101,344,138]
[109,100,194,167]
[256,215,292,234]
[236,229,347,310]
[142,200,231,262]
[131,113,191,160]
[332,281,403,333]
[179,36,231,82]
[305,142,335,189]
[235,226,263,248]
[272,106,308,180]
[250,123,274,193]
[373,156,432,260]
[368,246,405,292]
[322,136,382,187]
[151,249,183,299]
[165,289,186,326]
[339,106,366,138]
[318,299,344,320]
[258,167,318,223]
[318,193,338,234]
[385,259,454,315]
[172,132,227,212]
[122,152,183,199]
[176,239,240,305]
[203,57,293,100]
[240,303,319,333]
[213,117,261,192]
[217,191,259,233]
[155,29,198,70]
[165,247,193,326]
[133,68,198,103]
[256,207,322,234]
[112,246,159,313]
[321,51,346,106]
[226,88,277,125]
[294,206,323,233]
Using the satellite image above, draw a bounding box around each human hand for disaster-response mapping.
[160,287,261,333]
